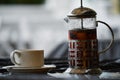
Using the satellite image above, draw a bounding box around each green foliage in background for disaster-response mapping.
[0,0,45,4]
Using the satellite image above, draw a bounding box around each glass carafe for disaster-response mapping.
[65,7,114,74]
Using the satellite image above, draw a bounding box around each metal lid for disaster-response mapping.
[68,7,97,18]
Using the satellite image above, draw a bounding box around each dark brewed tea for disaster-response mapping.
[68,28,99,69]
[69,28,96,40]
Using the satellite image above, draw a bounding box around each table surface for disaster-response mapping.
[0,58,120,80]
[0,71,120,80]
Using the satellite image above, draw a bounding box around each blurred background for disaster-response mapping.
[0,0,120,61]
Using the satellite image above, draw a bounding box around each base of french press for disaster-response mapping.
[65,68,86,74]
[85,68,102,75]
[65,68,102,75]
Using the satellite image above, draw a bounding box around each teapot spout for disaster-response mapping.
[64,17,69,23]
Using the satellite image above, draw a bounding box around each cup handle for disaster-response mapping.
[10,50,21,65]
[97,21,114,54]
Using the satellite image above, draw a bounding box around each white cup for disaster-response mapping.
[10,50,44,67]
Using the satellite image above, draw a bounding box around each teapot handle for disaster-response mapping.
[97,21,114,54]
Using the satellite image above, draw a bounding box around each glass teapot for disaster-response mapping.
[64,7,114,74]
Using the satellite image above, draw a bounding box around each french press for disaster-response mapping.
[65,0,114,74]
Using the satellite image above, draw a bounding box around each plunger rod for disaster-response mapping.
[80,0,84,29]
[81,0,83,8]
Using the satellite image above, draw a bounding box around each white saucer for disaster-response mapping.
[2,65,56,73]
